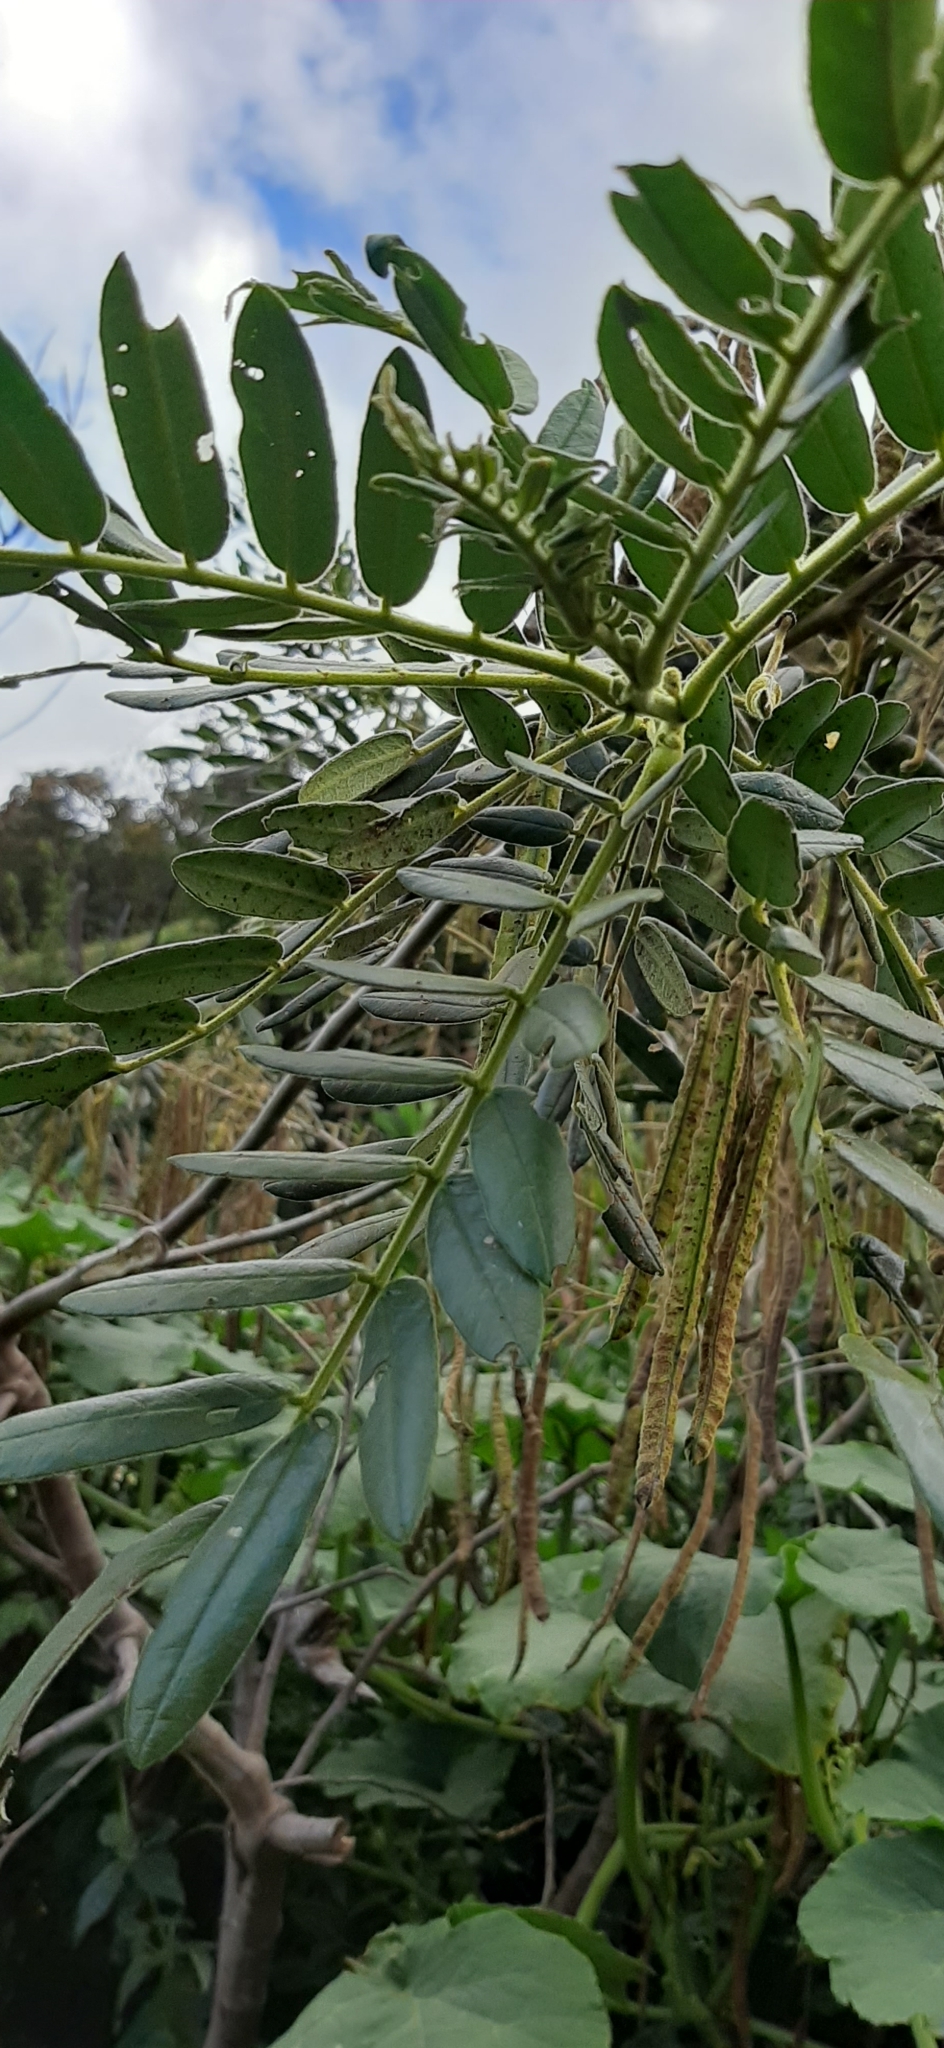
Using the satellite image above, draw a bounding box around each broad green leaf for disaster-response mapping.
[733,770,843,832]
[806,1440,914,1513]
[830,1131,944,1241]
[232,286,337,583]
[810,971,944,1052]
[0,1375,284,1483]
[528,684,592,736]
[0,1047,115,1112]
[764,923,824,976]
[611,160,785,345]
[634,920,693,1017]
[458,533,534,632]
[270,1911,609,2048]
[842,1333,944,1535]
[367,238,514,415]
[251,1044,470,1102]
[842,1700,944,1823]
[809,0,938,181]
[598,286,719,484]
[799,1832,944,2030]
[476,804,573,848]
[101,253,228,560]
[397,864,554,913]
[520,984,608,1067]
[172,848,347,920]
[274,790,457,870]
[98,1000,199,1056]
[447,1903,637,2012]
[657,865,738,936]
[427,1174,544,1366]
[756,678,842,767]
[457,687,530,766]
[882,862,944,915]
[0,1501,220,1771]
[868,699,911,753]
[311,1724,513,1821]
[358,1278,439,1540]
[795,1524,932,1631]
[857,196,944,451]
[68,934,280,1013]
[447,1556,625,1718]
[64,1257,358,1317]
[0,329,105,545]
[537,379,606,457]
[822,1033,943,1113]
[739,460,808,575]
[126,1416,338,1765]
[687,676,734,763]
[470,1087,575,1285]
[300,731,414,805]
[727,797,800,907]
[794,695,878,799]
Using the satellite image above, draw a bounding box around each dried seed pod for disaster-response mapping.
[575,1058,665,1275]
[689,1071,788,1465]
[603,1399,642,1525]
[490,1374,516,1597]
[610,993,725,1342]
[635,973,752,1510]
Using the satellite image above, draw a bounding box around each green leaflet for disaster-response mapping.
[727,797,800,907]
[634,921,694,1018]
[300,731,414,805]
[809,0,939,181]
[620,499,736,633]
[696,426,807,574]
[358,1278,439,1541]
[881,862,944,916]
[610,159,787,347]
[125,1416,339,1765]
[656,866,738,936]
[171,1147,417,1190]
[0,988,86,1025]
[809,971,944,1052]
[793,695,878,799]
[470,1087,575,1285]
[763,925,824,977]
[269,1911,609,2048]
[830,1131,944,1242]
[0,1374,284,1482]
[644,915,729,993]
[732,771,844,833]
[799,1833,944,2032]
[458,534,534,633]
[520,984,608,1068]
[0,1047,115,1112]
[843,1700,944,1824]
[68,934,281,1013]
[844,194,944,452]
[232,285,337,584]
[685,746,739,834]
[98,1001,200,1056]
[356,349,435,603]
[756,678,842,766]
[456,687,530,766]
[598,286,719,486]
[100,253,228,561]
[0,328,105,545]
[612,291,750,424]
[476,805,573,848]
[615,1010,685,1096]
[537,379,606,457]
[846,776,944,850]
[687,676,734,763]
[274,790,458,870]
[172,848,347,920]
[0,1502,221,1772]
[64,1258,359,1317]
[301,954,512,1004]
[367,238,516,415]
[427,1174,544,1366]
[822,1035,943,1114]
[397,864,554,914]
[251,1045,471,1103]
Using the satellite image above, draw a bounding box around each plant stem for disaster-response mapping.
[574,1836,625,1929]
[778,1598,844,1857]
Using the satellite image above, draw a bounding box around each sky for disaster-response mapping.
[0,0,827,800]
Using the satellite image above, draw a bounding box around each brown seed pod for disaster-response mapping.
[635,973,752,1510]
[689,1071,788,1465]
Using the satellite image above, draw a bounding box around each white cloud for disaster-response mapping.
[0,0,821,796]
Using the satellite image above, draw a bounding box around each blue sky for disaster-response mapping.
[0,0,822,795]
